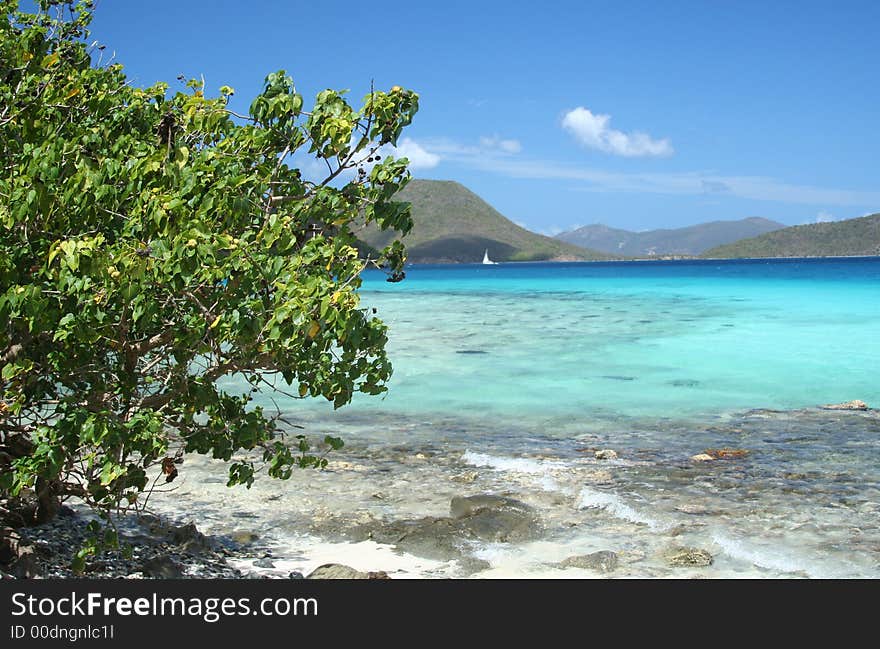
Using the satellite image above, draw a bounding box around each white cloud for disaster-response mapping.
[371,135,880,209]
[561,107,673,158]
[815,210,834,223]
[427,143,880,207]
[479,135,522,154]
[382,137,440,169]
[419,136,521,158]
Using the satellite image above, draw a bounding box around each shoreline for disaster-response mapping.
[4,401,876,580]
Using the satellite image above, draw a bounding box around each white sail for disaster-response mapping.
[482,249,497,265]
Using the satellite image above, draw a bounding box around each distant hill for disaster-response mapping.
[555,217,786,257]
[360,179,610,263]
[703,213,880,258]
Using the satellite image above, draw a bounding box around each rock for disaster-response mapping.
[821,400,869,411]
[367,571,391,579]
[668,524,694,537]
[703,448,749,460]
[584,469,613,484]
[10,550,40,578]
[457,557,492,575]
[450,495,529,519]
[355,495,541,563]
[594,449,618,460]
[451,471,478,484]
[663,546,713,567]
[306,563,389,579]
[559,550,619,573]
[142,556,184,579]
[617,549,646,564]
[167,522,211,553]
[288,571,305,579]
[229,530,259,545]
[690,453,715,462]
[366,517,468,561]
[0,527,24,566]
[0,527,41,578]
[450,495,540,543]
[253,557,276,569]
[459,508,539,543]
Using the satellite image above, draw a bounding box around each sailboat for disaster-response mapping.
[482,248,498,265]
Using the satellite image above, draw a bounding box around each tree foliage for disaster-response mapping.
[0,1,418,529]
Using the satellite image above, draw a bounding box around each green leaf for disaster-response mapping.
[0,0,417,529]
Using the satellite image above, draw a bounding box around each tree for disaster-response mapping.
[0,0,418,548]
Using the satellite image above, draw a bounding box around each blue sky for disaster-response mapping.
[87,0,880,233]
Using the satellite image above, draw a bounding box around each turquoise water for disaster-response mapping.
[182,258,880,578]
[289,257,880,426]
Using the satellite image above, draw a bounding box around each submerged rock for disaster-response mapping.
[450,495,540,543]
[450,495,529,519]
[372,517,468,561]
[821,400,869,411]
[663,546,713,567]
[354,495,542,563]
[559,550,619,573]
[703,448,749,460]
[229,530,259,546]
[669,379,700,388]
[584,469,614,484]
[307,563,389,579]
[594,449,618,461]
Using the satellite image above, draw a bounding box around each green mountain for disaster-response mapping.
[703,213,880,258]
[556,217,786,257]
[360,179,610,263]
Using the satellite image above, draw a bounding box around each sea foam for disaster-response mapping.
[462,450,567,492]
[578,486,672,531]
[710,532,834,578]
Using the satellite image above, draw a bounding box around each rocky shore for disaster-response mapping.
[1,505,392,580]
[2,400,876,580]
[2,505,250,579]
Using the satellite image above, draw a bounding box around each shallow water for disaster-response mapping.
[154,258,880,578]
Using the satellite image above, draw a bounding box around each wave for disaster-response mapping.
[710,532,838,578]
[462,451,567,474]
[577,486,673,531]
[461,450,569,492]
